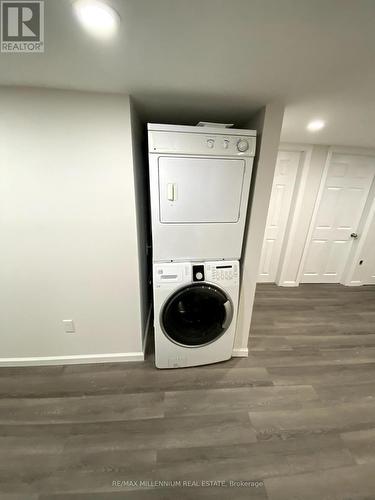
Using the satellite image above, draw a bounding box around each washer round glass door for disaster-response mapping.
[161,283,233,347]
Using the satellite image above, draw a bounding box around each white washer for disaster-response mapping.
[153,260,239,368]
[148,123,256,262]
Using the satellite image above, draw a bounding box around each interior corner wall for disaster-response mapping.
[129,99,152,346]
[233,102,284,355]
[0,87,145,366]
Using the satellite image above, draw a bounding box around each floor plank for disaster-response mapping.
[163,385,319,416]
[341,427,375,465]
[265,463,375,500]
[0,392,164,424]
[249,400,375,440]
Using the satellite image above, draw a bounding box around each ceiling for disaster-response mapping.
[1,0,375,147]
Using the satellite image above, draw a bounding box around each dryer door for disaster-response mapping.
[158,156,245,223]
[161,283,233,347]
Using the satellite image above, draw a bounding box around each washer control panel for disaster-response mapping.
[205,261,239,285]
[153,261,239,287]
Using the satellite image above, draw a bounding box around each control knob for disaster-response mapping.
[237,139,249,152]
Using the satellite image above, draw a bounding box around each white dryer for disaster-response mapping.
[153,260,239,368]
[148,124,256,262]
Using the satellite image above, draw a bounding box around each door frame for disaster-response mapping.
[296,146,375,285]
[258,147,304,283]
[274,143,313,286]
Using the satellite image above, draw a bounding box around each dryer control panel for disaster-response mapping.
[149,130,256,157]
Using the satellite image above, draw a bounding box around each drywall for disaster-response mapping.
[234,102,284,355]
[0,87,146,365]
[129,99,152,348]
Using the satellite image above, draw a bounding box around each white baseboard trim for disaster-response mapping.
[278,281,299,287]
[232,347,249,357]
[344,280,363,287]
[0,352,145,367]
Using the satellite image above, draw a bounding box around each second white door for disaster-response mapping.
[348,199,375,285]
[258,150,300,282]
[301,153,375,283]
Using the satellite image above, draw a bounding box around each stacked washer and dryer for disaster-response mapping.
[148,123,256,368]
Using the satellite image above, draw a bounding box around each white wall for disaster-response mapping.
[129,99,152,348]
[234,102,284,355]
[0,87,146,365]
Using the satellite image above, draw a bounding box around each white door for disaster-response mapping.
[258,150,300,282]
[354,207,375,285]
[158,157,245,223]
[301,153,375,283]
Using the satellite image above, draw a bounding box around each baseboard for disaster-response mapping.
[0,352,145,367]
[278,280,299,287]
[232,347,249,357]
[344,280,363,287]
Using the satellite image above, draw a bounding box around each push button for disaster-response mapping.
[193,264,205,282]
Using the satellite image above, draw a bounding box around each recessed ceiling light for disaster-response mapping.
[307,119,325,132]
[73,0,120,39]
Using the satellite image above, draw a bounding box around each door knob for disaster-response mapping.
[350,232,358,239]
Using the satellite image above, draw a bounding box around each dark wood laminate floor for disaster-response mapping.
[1,284,375,499]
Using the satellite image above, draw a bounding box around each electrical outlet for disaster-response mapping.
[63,319,75,334]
